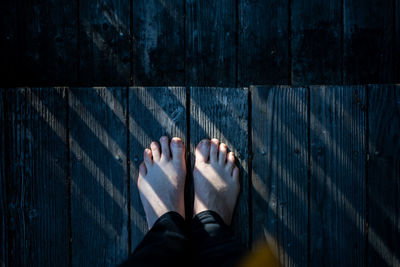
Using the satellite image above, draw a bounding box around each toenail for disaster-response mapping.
[161,136,168,141]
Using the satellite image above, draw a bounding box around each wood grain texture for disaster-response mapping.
[251,86,308,266]
[3,88,70,266]
[0,0,25,86]
[291,0,342,85]
[129,87,187,251]
[343,0,395,83]
[0,89,8,266]
[186,0,236,86]
[24,0,77,85]
[79,0,130,85]
[238,0,289,86]
[190,87,249,245]
[310,86,366,266]
[69,88,129,266]
[367,85,400,267]
[132,0,185,86]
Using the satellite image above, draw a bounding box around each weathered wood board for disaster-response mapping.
[251,86,308,266]
[309,86,366,266]
[25,0,77,85]
[367,85,400,267]
[238,0,289,85]
[128,87,187,251]
[343,0,395,83]
[79,0,130,85]
[186,1,236,86]
[291,0,342,84]
[190,87,249,246]
[132,0,185,86]
[0,89,8,266]
[1,88,70,266]
[69,88,129,266]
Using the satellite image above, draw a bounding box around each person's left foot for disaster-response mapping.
[138,136,186,229]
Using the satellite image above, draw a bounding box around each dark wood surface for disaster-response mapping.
[309,86,366,266]
[251,86,308,266]
[1,88,70,266]
[291,0,342,84]
[1,86,400,266]
[79,0,130,85]
[367,85,400,267]
[69,88,129,266]
[132,1,185,86]
[186,1,237,86]
[1,1,399,86]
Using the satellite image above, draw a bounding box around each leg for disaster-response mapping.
[119,136,188,267]
[192,138,247,267]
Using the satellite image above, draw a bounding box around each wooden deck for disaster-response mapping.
[1,86,399,266]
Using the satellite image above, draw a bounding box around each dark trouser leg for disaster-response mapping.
[119,211,189,267]
[191,210,247,267]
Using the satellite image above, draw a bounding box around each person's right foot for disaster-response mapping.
[193,138,240,225]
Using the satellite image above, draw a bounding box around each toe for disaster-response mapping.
[143,148,153,168]
[210,138,220,163]
[195,139,210,163]
[232,167,239,182]
[160,136,171,161]
[171,137,185,162]
[139,162,147,176]
[218,143,228,165]
[150,141,161,161]
[226,152,235,172]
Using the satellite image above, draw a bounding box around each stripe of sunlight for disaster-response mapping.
[285,88,399,266]
[102,6,130,37]
[251,88,308,206]
[96,87,174,233]
[134,88,185,139]
[25,88,146,232]
[186,93,246,170]
[82,20,130,78]
[24,126,122,242]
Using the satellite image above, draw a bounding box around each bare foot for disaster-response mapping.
[138,136,186,229]
[193,138,240,225]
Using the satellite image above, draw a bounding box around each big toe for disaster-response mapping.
[195,139,210,163]
[171,137,185,162]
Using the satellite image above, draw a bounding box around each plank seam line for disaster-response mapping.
[185,87,192,219]
[288,0,293,85]
[183,0,187,87]
[306,86,311,267]
[66,87,73,267]
[126,87,132,253]
[247,87,253,248]
[364,85,369,267]
[340,0,345,84]
[77,0,81,85]
[130,0,134,86]
[235,0,239,87]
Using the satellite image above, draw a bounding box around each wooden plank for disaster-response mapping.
[24,0,77,85]
[367,85,400,267]
[190,87,249,245]
[186,0,236,86]
[3,88,70,266]
[69,88,129,266]
[129,87,187,251]
[310,86,366,266]
[344,0,395,83]
[79,0,130,85]
[251,86,308,266]
[396,0,400,81]
[238,0,289,86]
[0,1,24,86]
[0,89,8,266]
[291,0,342,84]
[132,0,185,86]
